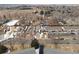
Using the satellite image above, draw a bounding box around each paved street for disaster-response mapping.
[10,48,78,54]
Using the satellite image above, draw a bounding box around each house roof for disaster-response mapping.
[0,19,10,25]
[4,20,19,26]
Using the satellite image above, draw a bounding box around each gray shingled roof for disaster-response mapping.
[0,19,10,25]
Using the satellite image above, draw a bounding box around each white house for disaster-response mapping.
[3,20,19,41]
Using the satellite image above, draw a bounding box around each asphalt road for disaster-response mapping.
[9,48,78,54]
